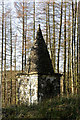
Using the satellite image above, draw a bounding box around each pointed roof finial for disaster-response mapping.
[38,24,40,30]
[39,24,40,28]
[36,24,43,39]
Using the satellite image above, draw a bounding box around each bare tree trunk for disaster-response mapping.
[71,0,74,94]
[67,4,71,94]
[33,0,35,41]
[73,0,77,93]
[1,1,4,106]
[49,25,51,57]
[76,1,78,94]
[22,0,24,72]
[78,1,80,92]
[57,0,63,73]
[25,31,26,68]
[24,3,27,69]
[48,4,52,59]
[47,2,49,51]
[10,14,12,104]
[14,34,17,104]
[46,3,48,46]
[4,16,7,105]
[52,1,55,72]
[63,1,67,94]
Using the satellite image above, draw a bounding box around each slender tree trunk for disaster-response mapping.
[24,3,27,69]
[71,0,74,94]
[57,0,63,73]
[1,1,4,106]
[52,1,55,71]
[10,14,12,104]
[76,1,78,94]
[49,25,51,57]
[22,0,24,72]
[67,4,71,94]
[73,0,77,93]
[46,3,48,46]
[4,16,7,105]
[47,2,51,55]
[78,1,80,92]
[48,5,52,59]
[25,32,26,68]
[33,0,35,41]
[14,34,17,104]
[63,1,67,94]
[69,51,72,93]
[47,2,49,51]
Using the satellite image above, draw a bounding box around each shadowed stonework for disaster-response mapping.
[27,24,54,75]
[16,25,62,104]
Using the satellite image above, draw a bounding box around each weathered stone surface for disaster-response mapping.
[38,75,60,101]
[17,74,38,104]
[16,74,60,104]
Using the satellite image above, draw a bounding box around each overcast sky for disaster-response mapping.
[0,0,78,3]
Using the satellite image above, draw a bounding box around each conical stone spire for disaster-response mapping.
[27,24,54,75]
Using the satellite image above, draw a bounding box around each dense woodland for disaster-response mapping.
[0,0,80,107]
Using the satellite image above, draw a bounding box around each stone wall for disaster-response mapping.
[16,74,38,104]
[16,74,60,104]
[38,75,60,101]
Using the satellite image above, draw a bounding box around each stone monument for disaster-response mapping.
[16,25,62,104]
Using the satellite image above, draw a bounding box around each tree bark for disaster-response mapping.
[76,1,78,94]
[52,1,56,72]
[67,4,71,94]
[46,3,48,46]
[71,0,74,94]
[33,0,35,41]
[1,1,4,106]
[22,0,24,72]
[4,15,7,105]
[78,1,80,92]
[24,3,27,69]
[73,0,77,93]
[14,34,17,104]
[57,0,63,73]
[10,13,12,104]
[63,0,67,94]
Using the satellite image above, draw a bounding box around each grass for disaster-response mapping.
[2,95,80,120]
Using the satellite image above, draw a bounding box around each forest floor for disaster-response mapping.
[2,95,80,120]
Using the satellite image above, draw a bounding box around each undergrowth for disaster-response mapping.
[2,95,80,120]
